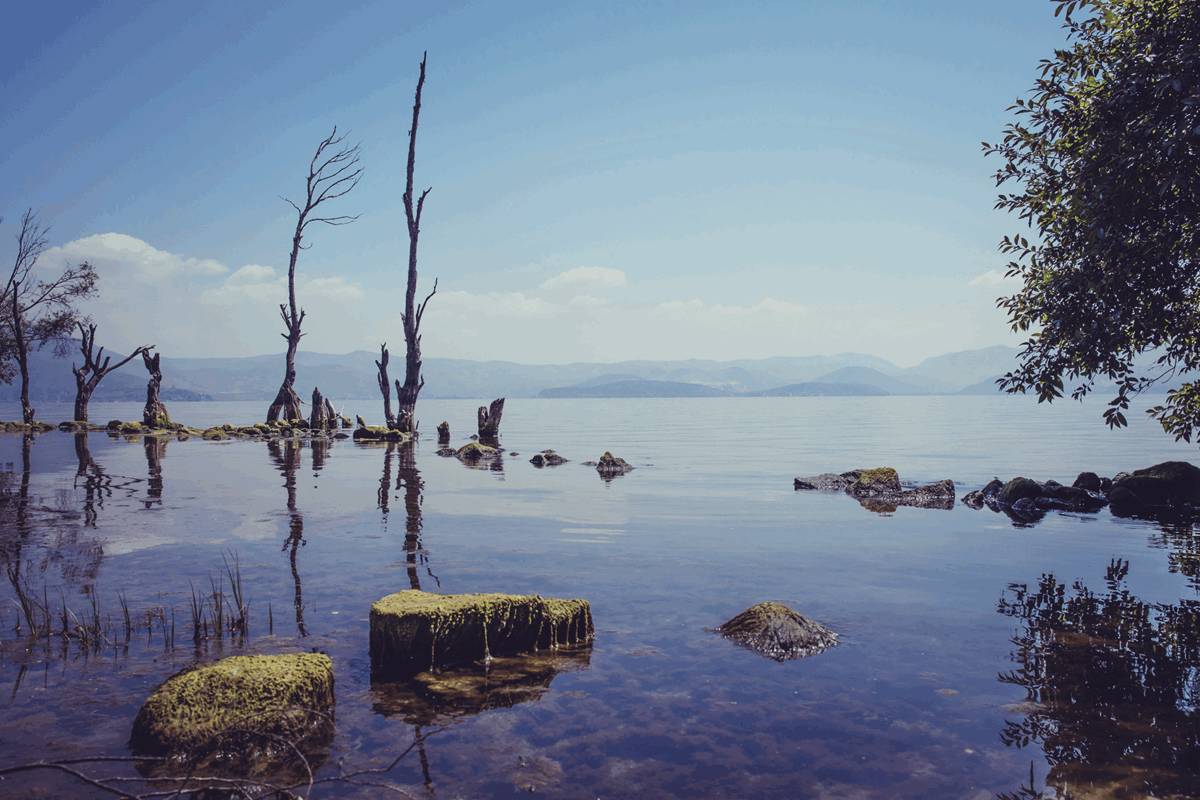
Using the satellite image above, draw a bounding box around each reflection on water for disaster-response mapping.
[269,437,308,637]
[997,560,1200,798]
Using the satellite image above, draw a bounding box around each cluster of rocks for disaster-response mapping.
[584,451,635,479]
[793,467,955,510]
[530,449,568,467]
[351,415,412,443]
[964,461,1200,520]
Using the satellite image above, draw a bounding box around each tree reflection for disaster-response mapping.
[378,441,438,591]
[143,436,167,508]
[73,433,109,527]
[997,560,1200,798]
[268,438,308,637]
[0,434,33,563]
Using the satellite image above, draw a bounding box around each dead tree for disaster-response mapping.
[71,322,150,422]
[267,129,363,423]
[2,210,98,423]
[142,349,170,428]
[477,398,505,443]
[375,342,395,427]
[394,52,438,434]
[309,386,329,429]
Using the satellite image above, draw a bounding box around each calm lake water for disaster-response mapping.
[2,396,1199,799]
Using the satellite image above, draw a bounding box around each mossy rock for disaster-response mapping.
[456,441,498,461]
[201,427,228,441]
[369,590,593,678]
[119,421,145,434]
[58,420,90,432]
[353,425,410,442]
[130,653,334,761]
[848,467,900,497]
[715,601,837,661]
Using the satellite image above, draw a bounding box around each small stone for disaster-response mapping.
[715,601,837,661]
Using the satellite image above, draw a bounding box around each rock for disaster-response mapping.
[999,477,1043,505]
[530,449,568,468]
[435,446,457,457]
[119,421,145,434]
[354,423,410,442]
[106,419,123,431]
[1036,482,1107,512]
[1073,471,1102,492]
[58,420,89,432]
[793,472,857,491]
[130,653,334,760]
[594,451,634,478]
[893,479,956,509]
[369,590,594,677]
[456,441,499,461]
[848,467,901,498]
[962,478,1004,508]
[1110,461,1200,516]
[714,601,837,661]
[201,427,227,441]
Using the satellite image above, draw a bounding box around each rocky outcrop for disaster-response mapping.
[1108,461,1200,517]
[130,653,334,763]
[794,467,955,510]
[586,451,634,479]
[714,602,837,661]
[964,475,1109,518]
[530,449,568,467]
[369,590,594,678]
[354,417,411,442]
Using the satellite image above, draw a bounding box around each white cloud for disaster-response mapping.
[539,266,627,292]
[45,233,227,282]
[968,269,1011,288]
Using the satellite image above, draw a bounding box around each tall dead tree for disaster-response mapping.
[267,129,363,423]
[394,52,438,434]
[142,349,170,428]
[477,397,505,444]
[310,386,329,429]
[375,342,395,427]
[71,322,150,422]
[2,210,98,423]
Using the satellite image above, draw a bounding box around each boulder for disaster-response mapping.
[962,478,1004,508]
[530,449,568,468]
[593,451,634,478]
[999,477,1043,505]
[456,441,499,462]
[793,472,857,491]
[1109,461,1200,516]
[1072,471,1103,492]
[201,427,227,441]
[130,653,334,759]
[848,467,901,498]
[893,479,956,509]
[435,446,457,457]
[369,590,593,677]
[715,601,837,661]
[795,468,953,510]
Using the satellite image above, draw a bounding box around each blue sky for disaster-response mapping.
[1,1,1064,365]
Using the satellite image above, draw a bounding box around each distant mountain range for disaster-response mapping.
[0,343,1029,403]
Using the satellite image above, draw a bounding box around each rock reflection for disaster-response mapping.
[268,438,308,637]
[996,560,1200,798]
[371,644,593,726]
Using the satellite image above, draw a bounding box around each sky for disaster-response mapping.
[0,1,1065,366]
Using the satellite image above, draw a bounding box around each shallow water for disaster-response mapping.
[1,396,1199,798]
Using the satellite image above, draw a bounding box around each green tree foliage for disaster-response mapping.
[986,0,1200,439]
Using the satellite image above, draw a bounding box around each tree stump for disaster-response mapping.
[310,387,329,429]
[142,350,170,428]
[477,398,504,444]
[436,421,450,444]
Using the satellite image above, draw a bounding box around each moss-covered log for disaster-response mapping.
[130,653,334,760]
[370,590,593,677]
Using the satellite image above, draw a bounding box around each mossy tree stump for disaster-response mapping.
[370,590,593,678]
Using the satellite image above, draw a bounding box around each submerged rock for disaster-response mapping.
[1109,461,1200,517]
[369,590,594,677]
[530,449,568,468]
[353,421,410,442]
[715,601,837,661]
[435,446,457,457]
[456,441,499,462]
[130,653,334,761]
[963,473,1109,520]
[795,467,954,510]
[590,451,634,478]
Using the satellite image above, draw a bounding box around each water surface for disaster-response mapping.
[1,396,1198,798]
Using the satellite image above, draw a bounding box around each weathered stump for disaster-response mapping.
[142,350,170,428]
[310,387,329,429]
[437,421,450,444]
[477,398,505,443]
[369,590,593,677]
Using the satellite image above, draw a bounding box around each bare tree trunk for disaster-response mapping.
[11,293,32,424]
[70,323,150,424]
[267,129,362,423]
[477,398,505,444]
[436,421,450,444]
[376,343,396,428]
[396,52,437,434]
[310,386,329,429]
[73,382,92,422]
[142,350,169,428]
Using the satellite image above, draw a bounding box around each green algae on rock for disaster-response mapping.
[130,653,334,761]
[715,601,838,661]
[369,590,594,677]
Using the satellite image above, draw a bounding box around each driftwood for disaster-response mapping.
[309,387,329,429]
[375,343,396,428]
[142,350,169,428]
[436,421,450,444]
[394,53,438,434]
[477,398,504,443]
[71,322,150,422]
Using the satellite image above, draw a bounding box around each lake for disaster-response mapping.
[1,395,1199,798]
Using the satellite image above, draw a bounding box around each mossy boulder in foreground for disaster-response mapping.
[715,601,838,661]
[370,590,594,677]
[130,653,334,761]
